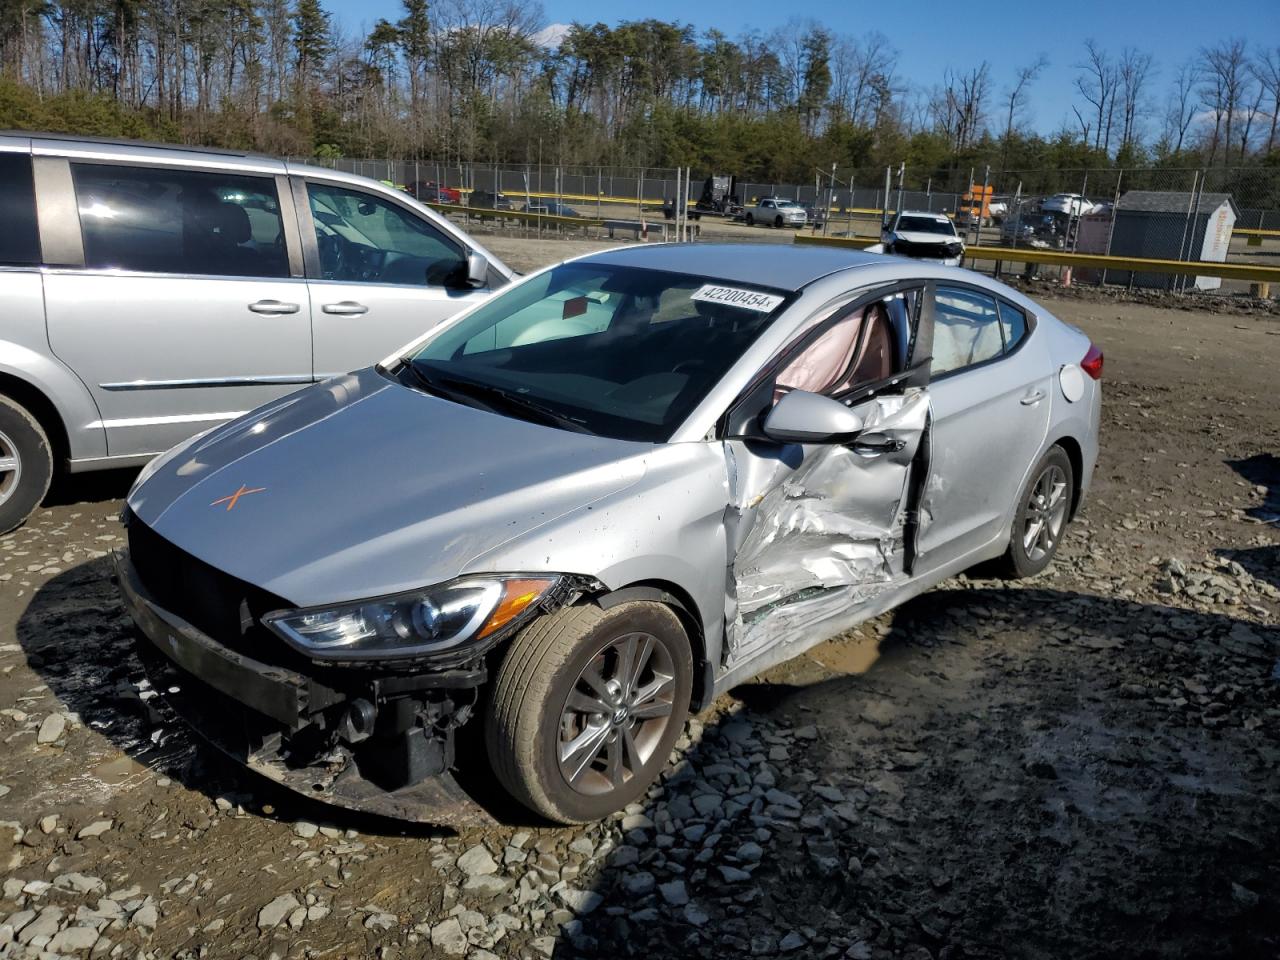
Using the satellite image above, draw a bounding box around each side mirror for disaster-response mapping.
[761,390,864,444]
[465,252,489,287]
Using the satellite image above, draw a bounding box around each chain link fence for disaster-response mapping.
[309,157,1278,295]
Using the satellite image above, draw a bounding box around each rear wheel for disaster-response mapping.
[745,213,755,226]
[999,446,1073,578]
[0,395,53,535]
[485,602,693,823]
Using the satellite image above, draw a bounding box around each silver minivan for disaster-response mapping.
[0,132,512,532]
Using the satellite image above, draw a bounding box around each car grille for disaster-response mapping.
[894,238,959,258]
[125,509,296,666]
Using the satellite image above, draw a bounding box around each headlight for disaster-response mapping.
[264,575,560,661]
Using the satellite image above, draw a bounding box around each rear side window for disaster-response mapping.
[998,301,1028,351]
[0,153,40,266]
[932,287,1004,376]
[71,163,288,278]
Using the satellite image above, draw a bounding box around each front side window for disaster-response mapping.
[775,299,902,399]
[0,153,40,266]
[408,263,789,441]
[307,182,463,286]
[71,163,287,277]
[932,286,1005,376]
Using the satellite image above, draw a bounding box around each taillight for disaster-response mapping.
[1081,343,1104,380]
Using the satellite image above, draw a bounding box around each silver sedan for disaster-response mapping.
[117,243,1102,824]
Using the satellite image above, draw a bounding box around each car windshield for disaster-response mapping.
[406,262,790,442]
[897,216,955,236]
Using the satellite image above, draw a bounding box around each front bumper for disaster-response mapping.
[114,549,493,826]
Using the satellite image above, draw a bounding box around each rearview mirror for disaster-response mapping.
[761,390,863,444]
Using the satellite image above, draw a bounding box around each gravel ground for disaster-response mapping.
[1,245,1278,960]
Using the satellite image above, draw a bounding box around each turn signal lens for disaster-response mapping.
[478,578,555,638]
[1081,343,1104,380]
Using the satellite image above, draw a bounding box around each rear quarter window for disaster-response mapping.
[0,153,41,266]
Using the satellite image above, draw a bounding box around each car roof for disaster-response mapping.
[578,242,880,291]
[897,210,949,220]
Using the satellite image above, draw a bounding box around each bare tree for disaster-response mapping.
[934,62,990,152]
[1116,47,1155,152]
[1200,38,1249,164]
[1162,58,1199,154]
[1075,39,1118,152]
[999,53,1048,170]
[1253,45,1280,154]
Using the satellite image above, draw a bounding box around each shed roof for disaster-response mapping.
[1117,190,1238,215]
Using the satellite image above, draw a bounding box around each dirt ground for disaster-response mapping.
[1,238,1278,960]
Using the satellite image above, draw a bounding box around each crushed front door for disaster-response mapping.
[723,390,930,664]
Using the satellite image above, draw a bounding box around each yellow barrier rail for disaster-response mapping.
[418,187,1280,239]
[793,233,1280,282]
[424,200,617,229]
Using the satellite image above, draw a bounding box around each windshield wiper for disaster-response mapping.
[405,361,594,435]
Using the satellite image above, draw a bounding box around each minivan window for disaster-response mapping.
[307,182,464,286]
[71,163,288,278]
[408,263,789,441]
[0,153,40,266]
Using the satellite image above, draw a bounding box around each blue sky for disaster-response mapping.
[326,0,1273,137]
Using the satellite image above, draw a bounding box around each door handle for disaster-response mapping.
[851,434,905,455]
[1020,390,1046,406]
[248,299,300,315]
[321,301,369,316]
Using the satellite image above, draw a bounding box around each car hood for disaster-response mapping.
[127,367,651,606]
[894,230,959,245]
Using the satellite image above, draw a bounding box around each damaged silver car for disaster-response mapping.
[116,244,1102,824]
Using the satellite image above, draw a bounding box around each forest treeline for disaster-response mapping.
[1,0,1278,189]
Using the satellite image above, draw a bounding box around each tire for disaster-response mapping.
[998,445,1074,578]
[745,213,754,226]
[0,395,53,535]
[774,215,783,228]
[485,601,693,823]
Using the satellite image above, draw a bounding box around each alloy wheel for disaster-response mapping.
[1023,463,1068,563]
[557,631,676,797]
[0,429,21,510]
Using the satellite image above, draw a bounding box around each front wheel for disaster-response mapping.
[0,395,53,535]
[745,213,755,226]
[999,446,1074,578]
[485,602,693,823]
[774,215,783,228]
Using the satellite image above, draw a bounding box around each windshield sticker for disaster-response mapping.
[691,284,785,313]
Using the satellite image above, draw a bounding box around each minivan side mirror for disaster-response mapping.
[761,390,864,444]
[465,252,489,287]
[441,252,490,289]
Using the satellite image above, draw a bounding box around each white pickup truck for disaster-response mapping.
[744,197,807,228]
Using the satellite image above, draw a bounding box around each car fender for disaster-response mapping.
[0,339,107,462]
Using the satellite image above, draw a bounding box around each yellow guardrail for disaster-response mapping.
[424,200,616,229]
[793,233,1280,282]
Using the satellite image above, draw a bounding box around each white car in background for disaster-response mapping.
[1041,193,1094,216]
[745,197,807,228]
[880,211,965,266]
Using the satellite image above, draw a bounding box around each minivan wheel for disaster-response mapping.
[999,446,1074,579]
[0,395,53,535]
[485,601,693,824]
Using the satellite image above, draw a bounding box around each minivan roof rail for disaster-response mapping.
[0,131,268,159]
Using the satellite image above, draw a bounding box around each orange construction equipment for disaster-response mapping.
[957,184,994,225]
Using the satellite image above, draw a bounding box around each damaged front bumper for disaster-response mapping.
[113,550,494,826]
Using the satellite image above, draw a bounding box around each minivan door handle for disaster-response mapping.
[248,299,301,315]
[321,301,369,316]
[1020,390,1046,406]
